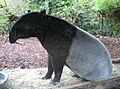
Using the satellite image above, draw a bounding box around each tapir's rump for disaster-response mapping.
[66,27,112,80]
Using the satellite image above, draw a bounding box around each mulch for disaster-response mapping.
[0,36,120,69]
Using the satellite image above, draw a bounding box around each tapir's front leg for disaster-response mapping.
[51,57,65,85]
[42,54,53,79]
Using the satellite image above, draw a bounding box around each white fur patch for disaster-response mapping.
[66,27,112,80]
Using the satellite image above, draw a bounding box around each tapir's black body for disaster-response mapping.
[9,10,77,84]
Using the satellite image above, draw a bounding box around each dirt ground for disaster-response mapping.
[0,35,120,69]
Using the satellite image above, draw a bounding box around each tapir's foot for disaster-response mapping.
[42,75,51,80]
[81,78,89,82]
[72,74,80,78]
[50,73,61,85]
[50,80,60,85]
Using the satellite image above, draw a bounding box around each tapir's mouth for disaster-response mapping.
[9,39,17,44]
[9,31,17,44]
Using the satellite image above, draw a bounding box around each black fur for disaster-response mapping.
[9,10,77,84]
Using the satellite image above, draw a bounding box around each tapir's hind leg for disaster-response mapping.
[51,57,65,85]
[42,54,53,79]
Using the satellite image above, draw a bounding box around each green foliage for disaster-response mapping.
[0,0,29,33]
[100,21,120,38]
[92,0,120,37]
[0,7,10,33]
[74,6,99,35]
[25,0,81,22]
[0,0,120,37]
[25,0,99,35]
[94,0,120,11]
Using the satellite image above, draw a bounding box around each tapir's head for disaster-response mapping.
[9,10,46,43]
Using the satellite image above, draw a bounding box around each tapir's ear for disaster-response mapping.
[27,10,31,13]
[40,10,46,15]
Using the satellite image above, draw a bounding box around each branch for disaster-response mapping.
[72,12,81,25]
[4,0,7,7]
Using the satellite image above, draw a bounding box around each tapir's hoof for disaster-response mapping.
[50,80,60,85]
[42,76,51,80]
[72,74,80,78]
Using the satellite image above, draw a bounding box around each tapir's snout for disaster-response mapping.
[9,31,17,44]
[9,38,17,43]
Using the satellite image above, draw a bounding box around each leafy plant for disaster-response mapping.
[94,0,120,11]
[0,0,29,33]
[0,0,120,37]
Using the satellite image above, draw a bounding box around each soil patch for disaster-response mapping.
[0,36,120,69]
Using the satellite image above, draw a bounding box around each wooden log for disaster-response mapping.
[60,76,120,89]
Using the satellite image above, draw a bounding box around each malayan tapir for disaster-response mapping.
[9,10,112,85]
